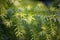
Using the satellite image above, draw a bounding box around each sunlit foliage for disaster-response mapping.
[0,0,60,40]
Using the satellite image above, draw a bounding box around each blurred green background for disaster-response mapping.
[0,0,60,40]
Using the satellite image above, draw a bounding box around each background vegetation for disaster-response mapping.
[0,0,60,40]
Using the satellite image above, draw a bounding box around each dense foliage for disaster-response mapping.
[0,0,60,40]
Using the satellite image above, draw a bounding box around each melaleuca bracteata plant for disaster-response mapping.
[0,0,60,40]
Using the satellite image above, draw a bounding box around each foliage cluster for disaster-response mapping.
[0,0,60,40]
